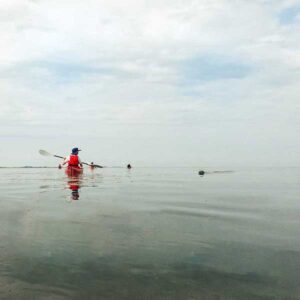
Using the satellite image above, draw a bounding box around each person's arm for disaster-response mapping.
[78,157,83,168]
[59,156,69,168]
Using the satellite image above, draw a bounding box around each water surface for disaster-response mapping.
[0,167,300,299]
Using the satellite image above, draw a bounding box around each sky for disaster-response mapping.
[0,0,299,167]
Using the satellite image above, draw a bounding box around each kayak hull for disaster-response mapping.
[65,166,83,176]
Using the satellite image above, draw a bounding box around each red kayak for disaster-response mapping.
[65,166,83,176]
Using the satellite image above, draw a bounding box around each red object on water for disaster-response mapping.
[69,154,79,166]
[65,166,83,176]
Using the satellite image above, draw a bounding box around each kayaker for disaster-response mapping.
[90,162,95,169]
[127,164,132,169]
[59,147,83,169]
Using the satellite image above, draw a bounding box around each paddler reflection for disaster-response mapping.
[68,176,81,200]
[65,170,83,200]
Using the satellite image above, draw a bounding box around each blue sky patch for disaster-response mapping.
[279,5,300,24]
[31,61,109,83]
[179,55,251,84]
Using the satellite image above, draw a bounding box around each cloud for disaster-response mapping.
[0,0,300,166]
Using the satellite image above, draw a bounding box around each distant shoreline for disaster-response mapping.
[0,166,57,169]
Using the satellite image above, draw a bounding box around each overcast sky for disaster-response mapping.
[0,0,299,167]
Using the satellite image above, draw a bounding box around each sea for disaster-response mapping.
[0,167,299,300]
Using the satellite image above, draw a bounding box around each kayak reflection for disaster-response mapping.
[65,168,83,201]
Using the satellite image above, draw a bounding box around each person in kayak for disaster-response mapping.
[59,147,83,169]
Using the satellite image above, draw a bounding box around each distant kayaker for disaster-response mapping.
[127,164,132,169]
[90,162,95,170]
[59,147,83,169]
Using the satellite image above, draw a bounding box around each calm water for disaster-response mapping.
[0,167,300,299]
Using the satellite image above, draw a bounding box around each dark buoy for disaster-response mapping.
[127,164,132,169]
[198,170,205,176]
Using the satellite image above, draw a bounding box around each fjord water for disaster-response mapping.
[0,167,300,299]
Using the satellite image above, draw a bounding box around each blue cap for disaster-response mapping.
[72,147,81,154]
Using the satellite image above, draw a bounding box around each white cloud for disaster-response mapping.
[0,0,299,166]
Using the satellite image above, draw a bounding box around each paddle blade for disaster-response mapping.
[39,149,52,156]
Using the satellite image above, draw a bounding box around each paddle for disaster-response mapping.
[39,149,103,168]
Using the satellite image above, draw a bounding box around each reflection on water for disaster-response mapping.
[64,167,100,201]
[66,171,82,201]
[0,167,300,299]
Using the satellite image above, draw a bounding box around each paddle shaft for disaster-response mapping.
[41,151,103,168]
[60,157,103,168]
